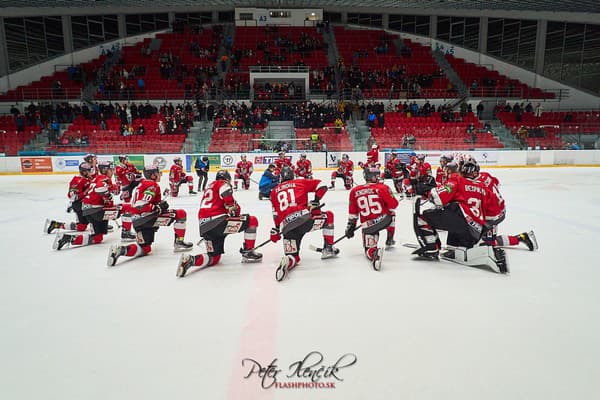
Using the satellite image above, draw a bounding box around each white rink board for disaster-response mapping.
[3,150,600,175]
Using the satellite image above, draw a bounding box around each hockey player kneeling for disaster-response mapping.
[169,156,196,197]
[107,165,193,266]
[270,167,338,281]
[53,161,119,251]
[346,166,399,271]
[176,170,262,278]
[412,158,508,274]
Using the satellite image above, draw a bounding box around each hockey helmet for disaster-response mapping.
[300,153,307,159]
[459,157,479,178]
[363,166,380,183]
[98,160,114,174]
[241,154,247,160]
[216,170,231,181]
[440,153,453,166]
[445,161,459,174]
[342,153,349,161]
[143,164,160,180]
[118,154,128,163]
[201,156,209,162]
[417,154,426,161]
[173,156,183,164]
[278,151,286,158]
[79,162,92,175]
[371,144,378,149]
[83,153,97,163]
[280,166,295,182]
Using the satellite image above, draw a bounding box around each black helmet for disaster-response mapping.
[201,156,208,162]
[445,161,459,174]
[98,160,114,174]
[143,164,160,179]
[440,153,453,166]
[216,170,231,181]
[300,153,307,159]
[280,166,295,182]
[459,157,479,178]
[118,154,128,163]
[363,166,380,183]
[79,162,92,175]
[83,153,97,163]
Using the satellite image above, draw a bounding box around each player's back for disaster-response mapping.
[198,179,231,218]
[453,176,488,226]
[131,179,160,214]
[349,183,398,222]
[270,178,319,224]
[476,171,505,218]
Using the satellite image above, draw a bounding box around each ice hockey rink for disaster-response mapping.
[1,166,599,400]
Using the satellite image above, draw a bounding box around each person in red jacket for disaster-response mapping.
[330,153,354,190]
[412,157,507,273]
[346,166,399,270]
[295,153,313,179]
[53,161,119,250]
[44,162,93,234]
[476,169,537,251]
[274,151,293,175]
[169,156,196,197]
[234,154,254,190]
[176,170,262,277]
[115,154,141,202]
[365,144,379,167]
[270,167,338,281]
[436,154,454,184]
[107,164,194,266]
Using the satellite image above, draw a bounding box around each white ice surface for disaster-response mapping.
[1,168,600,400]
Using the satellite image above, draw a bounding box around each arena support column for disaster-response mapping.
[0,18,8,78]
[534,20,547,77]
[62,16,73,55]
[429,16,437,40]
[478,16,488,57]
[118,14,126,38]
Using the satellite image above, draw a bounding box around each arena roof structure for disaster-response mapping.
[0,0,599,13]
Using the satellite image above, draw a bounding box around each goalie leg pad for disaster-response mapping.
[441,246,509,274]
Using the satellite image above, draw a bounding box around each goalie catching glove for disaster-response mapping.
[270,227,281,243]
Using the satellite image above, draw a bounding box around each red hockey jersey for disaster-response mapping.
[198,179,236,219]
[68,175,90,202]
[295,159,312,177]
[366,146,379,165]
[476,171,505,221]
[235,160,254,176]
[337,159,354,176]
[169,164,186,184]
[116,162,139,187]
[131,179,162,215]
[270,178,323,227]
[432,175,488,227]
[274,157,293,174]
[83,174,115,208]
[348,183,399,223]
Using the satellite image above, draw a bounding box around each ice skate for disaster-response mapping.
[189,189,197,195]
[370,247,383,271]
[240,247,263,263]
[53,233,75,250]
[174,237,193,252]
[45,219,63,234]
[519,231,538,251]
[412,245,439,260]
[176,254,195,278]
[107,245,126,267]
[120,230,136,242]
[321,244,340,259]
[385,237,396,247]
[493,247,509,274]
[275,256,294,282]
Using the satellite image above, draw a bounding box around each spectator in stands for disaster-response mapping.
[50,119,60,137]
[136,124,145,135]
[471,79,479,91]
[311,130,320,151]
[535,103,543,118]
[367,110,377,128]
[476,101,484,120]
[137,77,145,93]
[525,103,533,113]
[564,112,573,122]
[460,101,468,117]
[81,134,89,145]
[334,117,344,133]
[158,120,166,134]
[517,126,528,143]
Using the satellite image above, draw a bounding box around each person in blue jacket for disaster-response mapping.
[259,164,279,200]
[194,156,209,191]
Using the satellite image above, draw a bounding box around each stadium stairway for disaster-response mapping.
[183,121,213,153]
[489,120,522,148]
[432,49,468,97]
[348,119,370,151]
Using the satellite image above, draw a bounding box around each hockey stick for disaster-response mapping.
[308,221,367,253]
[241,238,272,254]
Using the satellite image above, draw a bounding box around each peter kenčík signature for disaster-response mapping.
[242,351,358,389]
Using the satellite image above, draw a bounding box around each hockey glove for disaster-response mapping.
[159,200,170,212]
[227,202,240,217]
[309,200,321,215]
[345,219,357,238]
[270,227,281,243]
